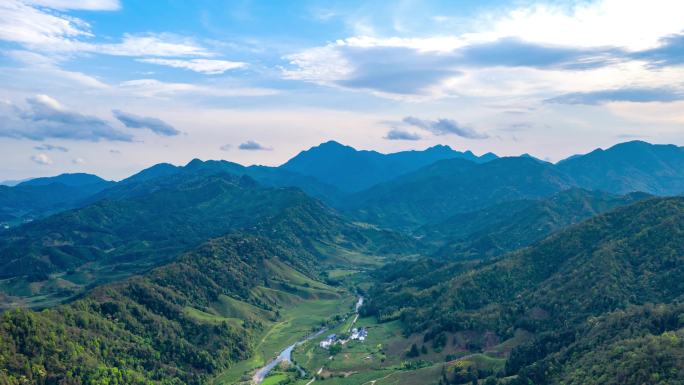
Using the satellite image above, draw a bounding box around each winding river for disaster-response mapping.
[252,296,364,384]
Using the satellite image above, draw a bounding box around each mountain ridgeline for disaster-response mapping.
[0,173,114,224]
[0,168,416,308]
[0,139,683,385]
[419,188,651,259]
[281,140,497,193]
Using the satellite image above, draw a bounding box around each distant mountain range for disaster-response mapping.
[557,140,684,195]
[0,173,113,224]
[343,140,684,229]
[345,156,573,229]
[281,140,497,192]
[2,140,683,228]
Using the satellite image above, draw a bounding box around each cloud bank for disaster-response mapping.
[113,109,180,136]
[0,95,132,142]
[384,129,421,141]
[403,116,488,139]
[238,140,271,151]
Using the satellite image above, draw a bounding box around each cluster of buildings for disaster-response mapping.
[319,333,337,348]
[350,327,368,341]
[318,327,368,349]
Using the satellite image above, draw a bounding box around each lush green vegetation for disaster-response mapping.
[0,232,351,384]
[363,197,684,384]
[420,188,650,260]
[557,140,684,195]
[346,156,573,229]
[0,171,417,307]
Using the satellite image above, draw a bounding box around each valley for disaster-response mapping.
[1,140,684,385]
[3,0,684,383]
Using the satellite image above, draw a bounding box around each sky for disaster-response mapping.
[1,0,684,181]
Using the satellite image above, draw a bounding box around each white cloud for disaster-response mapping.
[31,153,53,165]
[284,0,684,100]
[100,34,212,57]
[138,58,247,74]
[25,0,120,11]
[474,0,684,51]
[0,1,93,50]
[402,116,488,139]
[118,78,278,98]
[71,157,85,164]
[0,3,211,56]
[4,50,109,88]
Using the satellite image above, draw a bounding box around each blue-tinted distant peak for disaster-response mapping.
[18,173,109,187]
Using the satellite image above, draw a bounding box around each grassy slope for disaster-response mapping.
[213,296,356,385]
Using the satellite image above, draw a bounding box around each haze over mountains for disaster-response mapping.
[1,139,684,385]
[3,140,683,226]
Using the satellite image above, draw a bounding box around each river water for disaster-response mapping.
[252,296,364,384]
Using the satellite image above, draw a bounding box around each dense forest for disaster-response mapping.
[364,197,684,384]
[0,233,338,384]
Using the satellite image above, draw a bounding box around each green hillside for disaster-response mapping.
[420,188,650,260]
[0,172,416,308]
[364,197,684,384]
[0,233,351,385]
[346,157,573,230]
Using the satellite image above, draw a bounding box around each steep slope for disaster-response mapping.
[347,156,573,229]
[0,173,114,225]
[420,188,650,260]
[364,197,684,384]
[557,140,684,195]
[280,140,497,193]
[0,233,344,385]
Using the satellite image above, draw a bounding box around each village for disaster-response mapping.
[319,326,368,349]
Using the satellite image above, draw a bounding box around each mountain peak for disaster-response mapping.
[185,158,205,169]
[121,163,180,184]
[18,173,108,187]
[425,144,453,152]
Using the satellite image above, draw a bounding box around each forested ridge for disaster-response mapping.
[363,197,684,384]
[0,233,333,384]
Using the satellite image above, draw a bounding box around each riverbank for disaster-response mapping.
[253,296,364,384]
[211,296,355,385]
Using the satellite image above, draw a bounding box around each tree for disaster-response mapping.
[407,343,420,358]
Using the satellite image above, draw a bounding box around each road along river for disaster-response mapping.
[252,296,364,384]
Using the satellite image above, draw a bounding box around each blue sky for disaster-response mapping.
[1,0,684,180]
